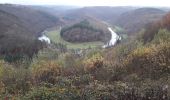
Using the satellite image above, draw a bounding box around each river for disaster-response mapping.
[38,27,120,47]
[102,27,121,48]
[38,34,51,44]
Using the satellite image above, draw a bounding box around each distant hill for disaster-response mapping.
[30,5,80,18]
[62,6,136,25]
[115,8,166,34]
[28,6,167,36]
[60,19,111,43]
[62,7,166,36]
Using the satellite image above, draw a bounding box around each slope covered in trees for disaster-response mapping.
[60,19,111,43]
[0,4,58,36]
[0,4,59,62]
[115,8,166,34]
[143,12,170,42]
[58,7,167,35]
[63,7,136,26]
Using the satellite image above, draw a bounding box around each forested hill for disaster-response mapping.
[0,4,59,62]
[0,4,59,36]
[60,19,111,43]
[62,6,136,25]
[115,8,166,34]
[59,7,166,36]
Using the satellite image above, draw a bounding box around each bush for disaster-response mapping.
[31,60,61,84]
[125,42,170,79]
[0,62,31,95]
[152,29,170,44]
[23,86,81,100]
[83,53,104,73]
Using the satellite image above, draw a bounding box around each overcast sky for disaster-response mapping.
[0,0,170,7]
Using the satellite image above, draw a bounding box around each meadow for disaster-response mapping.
[45,29,104,49]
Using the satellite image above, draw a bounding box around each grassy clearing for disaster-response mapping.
[114,26,124,32]
[114,26,128,39]
[45,29,104,49]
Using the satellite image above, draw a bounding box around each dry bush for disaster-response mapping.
[124,42,170,79]
[31,60,61,84]
[83,53,104,73]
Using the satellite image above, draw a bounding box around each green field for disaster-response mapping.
[45,29,104,49]
[114,26,128,39]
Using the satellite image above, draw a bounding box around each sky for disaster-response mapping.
[0,0,170,7]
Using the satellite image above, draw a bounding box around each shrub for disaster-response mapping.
[23,86,81,100]
[152,29,170,44]
[125,42,170,79]
[31,60,61,84]
[83,53,104,73]
[0,64,31,95]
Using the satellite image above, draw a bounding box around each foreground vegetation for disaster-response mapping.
[1,25,170,99]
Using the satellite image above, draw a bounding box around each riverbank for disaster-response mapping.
[40,26,120,49]
[45,29,104,49]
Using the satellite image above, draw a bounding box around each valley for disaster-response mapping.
[0,3,170,100]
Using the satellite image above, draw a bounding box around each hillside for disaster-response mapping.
[143,12,170,42]
[115,8,166,34]
[0,4,59,36]
[58,7,166,36]
[60,19,111,43]
[0,4,59,62]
